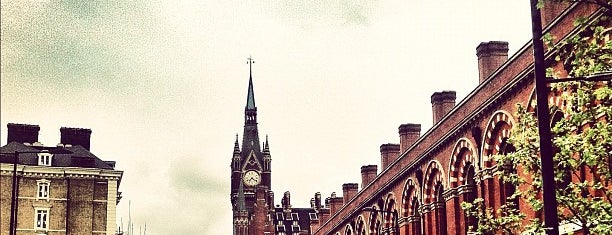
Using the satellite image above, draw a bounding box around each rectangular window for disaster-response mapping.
[276,212,284,220]
[35,209,49,229]
[37,153,53,166]
[36,180,50,200]
[291,213,299,221]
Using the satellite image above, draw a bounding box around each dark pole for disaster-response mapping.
[9,152,18,235]
[529,1,559,234]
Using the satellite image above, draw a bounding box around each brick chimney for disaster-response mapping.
[342,183,358,204]
[399,123,421,153]
[380,143,400,169]
[361,165,378,188]
[7,123,40,144]
[431,91,456,124]
[476,41,509,83]
[60,127,92,150]
[328,193,344,215]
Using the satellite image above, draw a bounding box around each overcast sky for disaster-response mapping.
[1,1,532,234]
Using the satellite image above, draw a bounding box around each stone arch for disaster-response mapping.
[423,160,446,204]
[482,110,515,166]
[383,193,398,234]
[401,178,420,217]
[449,138,476,188]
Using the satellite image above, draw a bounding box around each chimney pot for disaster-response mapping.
[476,41,509,83]
[431,91,457,124]
[7,123,40,145]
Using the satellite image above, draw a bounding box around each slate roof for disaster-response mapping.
[246,74,256,110]
[0,141,116,169]
[273,207,316,234]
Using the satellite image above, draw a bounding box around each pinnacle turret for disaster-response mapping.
[234,134,241,153]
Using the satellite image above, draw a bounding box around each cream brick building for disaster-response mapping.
[1,123,123,235]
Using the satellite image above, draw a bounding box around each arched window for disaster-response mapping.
[412,198,422,235]
[464,164,478,233]
[435,182,447,235]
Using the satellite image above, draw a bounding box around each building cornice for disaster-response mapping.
[0,163,123,181]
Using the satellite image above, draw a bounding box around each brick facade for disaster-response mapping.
[1,124,123,235]
[309,2,605,235]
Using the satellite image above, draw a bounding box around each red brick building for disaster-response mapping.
[307,2,608,235]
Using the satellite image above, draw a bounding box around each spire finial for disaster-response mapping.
[247,56,255,78]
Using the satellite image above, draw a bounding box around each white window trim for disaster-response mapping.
[36,179,51,201]
[37,152,53,166]
[34,208,50,230]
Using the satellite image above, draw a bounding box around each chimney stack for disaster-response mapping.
[431,91,456,124]
[399,123,421,153]
[282,191,291,209]
[476,41,509,83]
[7,123,40,144]
[328,193,344,215]
[342,183,358,204]
[60,127,92,150]
[380,144,400,169]
[361,165,378,188]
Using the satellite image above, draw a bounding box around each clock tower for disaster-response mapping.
[231,57,273,235]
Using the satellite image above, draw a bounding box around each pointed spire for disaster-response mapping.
[237,180,246,211]
[263,135,270,153]
[246,56,256,110]
[234,134,240,153]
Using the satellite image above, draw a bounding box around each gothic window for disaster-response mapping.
[412,198,422,235]
[35,208,49,230]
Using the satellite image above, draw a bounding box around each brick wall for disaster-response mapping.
[313,3,601,234]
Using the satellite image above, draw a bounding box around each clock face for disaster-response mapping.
[243,170,261,186]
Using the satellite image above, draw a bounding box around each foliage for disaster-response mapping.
[463,2,611,235]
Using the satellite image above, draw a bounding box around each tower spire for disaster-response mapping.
[246,56,256,110]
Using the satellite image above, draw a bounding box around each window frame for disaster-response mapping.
[34,208,50,230]
[37,152,53,166]
[36,179,51,200]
